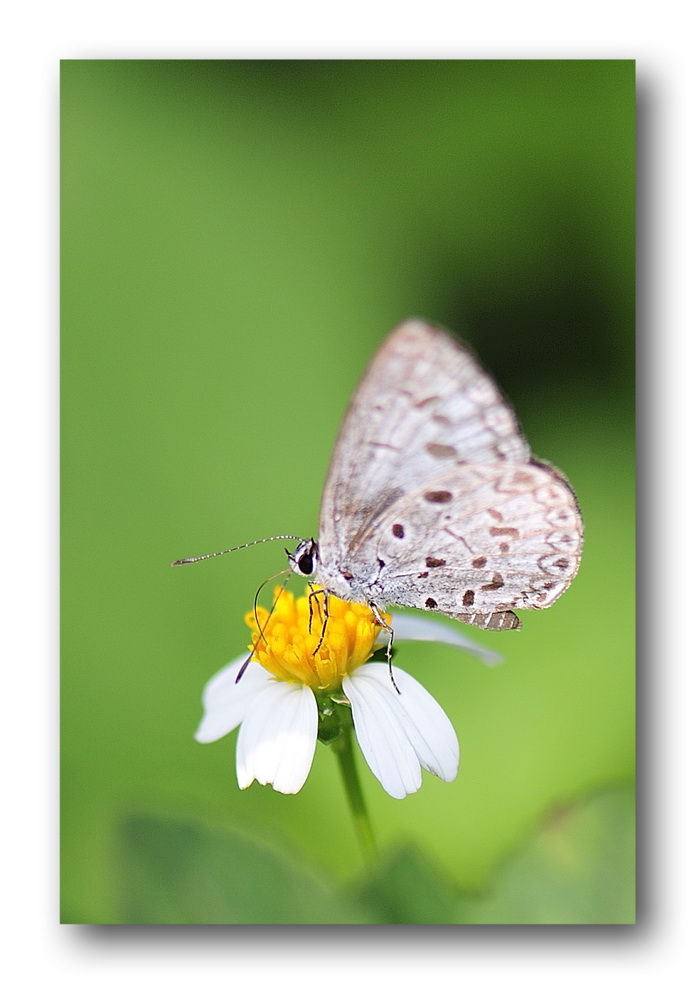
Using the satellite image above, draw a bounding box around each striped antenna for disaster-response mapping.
[171,535,303,567]
[235,568,293,683]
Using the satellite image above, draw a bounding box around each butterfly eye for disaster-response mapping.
[288,539,319,578]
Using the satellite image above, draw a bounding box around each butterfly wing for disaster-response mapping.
[370,458,583,627]
[317,319,529,564]
[315,318,582,626]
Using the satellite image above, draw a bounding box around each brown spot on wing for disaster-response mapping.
[462,590,475,606]
[489,526,520,538]
[481,572,505,591]
[392,524,404,538]
[424,490,453,504]
[425,597,438,609]
[472,556,487,569]
[425,442,457,459]
[512,470,535,487]
[425,556,446,568]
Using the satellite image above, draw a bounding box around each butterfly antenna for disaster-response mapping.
[235,568,293,684]
[252,568,292,642]
[171,535,303,567]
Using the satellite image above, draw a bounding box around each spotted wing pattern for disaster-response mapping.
[314,319,582,628]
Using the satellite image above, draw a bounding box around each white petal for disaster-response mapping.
[387,665,459,781]
[195,655,276,743]
[345,663,459,794]
[236,681,318,794]
[387,612,503,666]
[343,669,422,799]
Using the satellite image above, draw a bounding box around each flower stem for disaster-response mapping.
[333,726,378,866]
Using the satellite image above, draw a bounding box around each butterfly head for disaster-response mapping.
[287,538,319,579]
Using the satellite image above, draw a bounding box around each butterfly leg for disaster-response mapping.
[307,582,320,635]
[369,603,401,694]
[307,585,331,654]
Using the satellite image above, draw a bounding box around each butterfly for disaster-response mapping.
[287,319,583,632]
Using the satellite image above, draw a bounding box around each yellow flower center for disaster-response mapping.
[244,586,389,692]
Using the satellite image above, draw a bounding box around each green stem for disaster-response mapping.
[333,726,378,866]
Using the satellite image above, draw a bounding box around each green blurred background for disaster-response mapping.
[61,59,634,924]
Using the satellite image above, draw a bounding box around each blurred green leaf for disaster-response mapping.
[458,785,635,924]
[117,813,373,924]
[355,845,461,924]
[115,786,634,924]
[355,785,635,924]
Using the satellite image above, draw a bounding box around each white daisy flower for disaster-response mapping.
[195,587,501,799]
